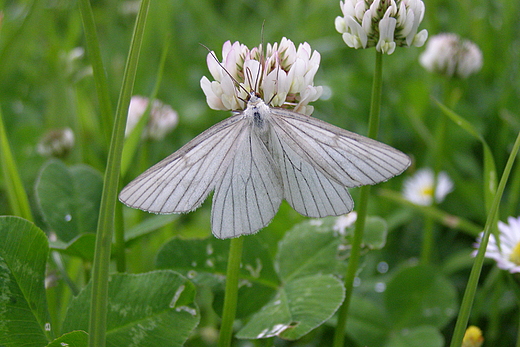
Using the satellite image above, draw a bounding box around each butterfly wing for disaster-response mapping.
[212,125,283,239]
[267,108,410,217]
[269,108,411,188]
[269,130,354,217]
[119,114,249,214]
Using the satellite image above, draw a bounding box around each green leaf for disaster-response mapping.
[385,325,444,347]
[156,236,278,285]
[62,271,199,347]
[276,218,342,281]
[157,236,279,319]
[236,274,345,340]
[49,233,96,261]
[0,216,51,346]
[362,216,388,249]
[124,214,179,242]
[45,331,88,347]
[345,294,390,347]
[385,265,458,330]
[35,160,103,242]
[276,216,385,282]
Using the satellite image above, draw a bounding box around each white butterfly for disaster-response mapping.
[119,93,410,239]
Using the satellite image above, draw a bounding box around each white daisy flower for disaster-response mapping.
[474,216,520,274]
[402,168,453,206]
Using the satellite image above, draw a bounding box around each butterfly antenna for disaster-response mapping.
[267,42,280,106]
[200,43,250,98]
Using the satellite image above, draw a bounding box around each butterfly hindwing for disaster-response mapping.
[269,129,354,217]
[212,125,283,238]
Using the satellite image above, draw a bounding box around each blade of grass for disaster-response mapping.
[0,107,34,221]
[120,36,171,177]
[450,129,520,347]
[82,0,151,346]
[78,0,114,148]
[434,99,497,213]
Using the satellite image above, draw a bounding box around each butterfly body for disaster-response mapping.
[120,94,410,239]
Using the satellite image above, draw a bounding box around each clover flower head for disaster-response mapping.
[419,33,483,78]
[474,216,520,274]
[126,96,178,141]
[37,127,75,158]
[402,168,453,206]
[334,212,358,235]
[200,38,323,116]
[335,0,428,55]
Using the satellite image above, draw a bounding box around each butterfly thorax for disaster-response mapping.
[246,95,271,135]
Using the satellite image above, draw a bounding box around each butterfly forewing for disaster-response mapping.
[119,114,248,214]
[268,108,411,188]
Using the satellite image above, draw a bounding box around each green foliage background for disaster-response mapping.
[0,0,519,346]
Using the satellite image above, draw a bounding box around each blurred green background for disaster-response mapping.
[1,0,519,345]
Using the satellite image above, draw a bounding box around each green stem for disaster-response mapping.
[218,237,245,347]
[333,51,383,347]
[450,130,520,347]
[86,1,150,346]
[420,216,435,264]
[378,189,482,237]
[421,81,451,264]
[517,308,520,347]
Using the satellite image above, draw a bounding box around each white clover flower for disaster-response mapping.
[335,0,428,55]
[200,38,323,116]
[402,168,453,206]
[125,96,178,141]
[37,127,75,158]
[474,216,520,274]
[419,33,483,78]
[334,211,358,235]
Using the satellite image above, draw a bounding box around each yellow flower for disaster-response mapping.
[462,326,483,347]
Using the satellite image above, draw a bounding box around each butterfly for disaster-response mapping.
[119,91,410,239]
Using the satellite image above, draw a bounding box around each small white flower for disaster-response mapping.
[37,127,75,158]
[334,212,358,235]
[402,168,453,206]
[474,216,520,274]
[335,0,428,55]
[125,96,178,141]
[60,47,92,82]
[419,33,483,78]
[200,38,323,116]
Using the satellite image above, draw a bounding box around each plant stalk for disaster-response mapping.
[333,51,383,347]
[218,237,245,347]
